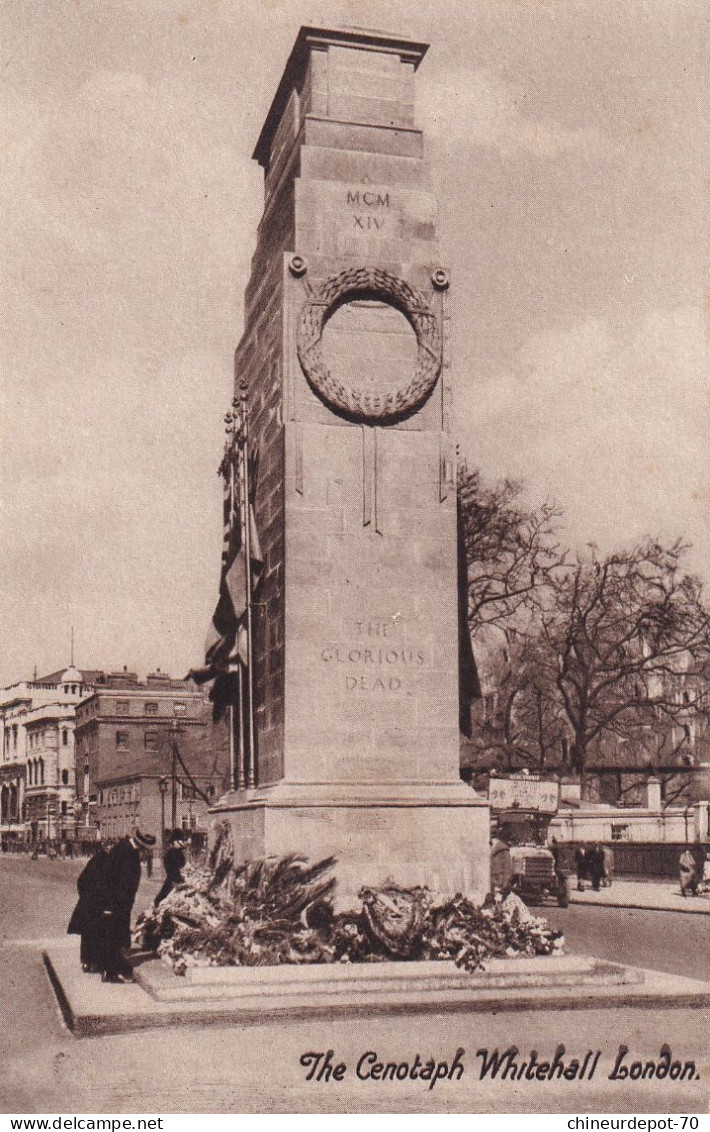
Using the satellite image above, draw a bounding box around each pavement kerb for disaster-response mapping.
[570,897,710,915]
[569,885,710,916]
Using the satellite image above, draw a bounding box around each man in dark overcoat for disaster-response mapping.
[154,829,187,907]
[102,830,156,982]
[587,844,605,892]
[67,845,110,972]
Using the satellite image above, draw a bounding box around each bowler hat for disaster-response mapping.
[133,830,157,849]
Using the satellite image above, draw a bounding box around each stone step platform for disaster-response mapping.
[43,939,710,1038]
[137,953,642,1003]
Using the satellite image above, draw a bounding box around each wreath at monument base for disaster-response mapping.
[296,265,442,423]
[134,823,564,974]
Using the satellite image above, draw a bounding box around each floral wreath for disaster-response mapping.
[296,265,442,423]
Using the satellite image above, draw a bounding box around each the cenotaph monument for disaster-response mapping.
[211,25,490,901]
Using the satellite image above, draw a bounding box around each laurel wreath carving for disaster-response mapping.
[296,266,442,423]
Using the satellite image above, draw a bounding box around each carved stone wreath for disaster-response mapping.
[296,266,442,423]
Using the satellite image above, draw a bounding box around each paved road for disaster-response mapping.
[1,855,708,1115]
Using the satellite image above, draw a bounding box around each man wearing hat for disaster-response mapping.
[101,829,156,982]
[154,829,187,907]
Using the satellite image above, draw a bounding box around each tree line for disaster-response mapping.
[459,466,710,797]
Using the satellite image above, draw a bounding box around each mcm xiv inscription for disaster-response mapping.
[347,187,390,232]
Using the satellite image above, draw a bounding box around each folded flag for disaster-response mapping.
[190,442,263,688]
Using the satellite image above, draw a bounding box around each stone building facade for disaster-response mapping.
[74,672,229,845]
[0,666,101,844]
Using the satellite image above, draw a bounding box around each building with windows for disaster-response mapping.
[0,666,104,844]
[74,671,229,846]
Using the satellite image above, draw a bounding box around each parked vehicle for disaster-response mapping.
[489,776,569,908]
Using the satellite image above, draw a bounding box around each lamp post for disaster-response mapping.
[169,721,179,832]
[158,776,168,852]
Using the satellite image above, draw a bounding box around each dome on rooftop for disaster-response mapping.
[61,666,83,685]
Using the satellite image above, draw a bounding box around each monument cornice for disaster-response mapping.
[253,24,429,170]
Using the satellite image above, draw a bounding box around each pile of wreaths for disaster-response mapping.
[134,822,564,975]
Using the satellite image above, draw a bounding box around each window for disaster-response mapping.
[61,801,67,815]
[116,700,130,715]
[61,769,69,785]
[173,702,186,716]
[144,731,158,751]
[62,729,68,746]
[116,731,129,750]
[145,702,158,715]
[611,823,630,842]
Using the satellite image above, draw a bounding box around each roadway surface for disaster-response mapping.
[1,854,708,1115]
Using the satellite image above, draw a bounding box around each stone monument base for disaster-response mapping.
[209,781,490,905]
[43,938,710,1037]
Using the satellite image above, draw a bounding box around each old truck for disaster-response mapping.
[488,774,570,907]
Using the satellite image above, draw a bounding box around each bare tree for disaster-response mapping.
[458,465,565,764]
[539,540,710,780]
[458,466,565,631]
[464,629,567,772]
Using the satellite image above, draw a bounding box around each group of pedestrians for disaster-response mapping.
[574,842,613,892]
[67,828,187,983]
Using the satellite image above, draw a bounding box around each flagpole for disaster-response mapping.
[227,448,237,791]
[237,661,246,791]
[240,379,257,790]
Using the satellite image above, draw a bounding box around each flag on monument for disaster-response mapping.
[190,443,264,686]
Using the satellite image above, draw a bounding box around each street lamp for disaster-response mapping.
[169,721,180,832]
[158,776,168,852]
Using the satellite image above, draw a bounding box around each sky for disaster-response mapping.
[1,0,707,687]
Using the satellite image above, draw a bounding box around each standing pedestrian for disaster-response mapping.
[154,829,187,907]
[601,844,614,887]
[101,829,156,983]
[67,845,111,973]
[679,846,698,897]
[587,843,605,891]
[574,844,587,892]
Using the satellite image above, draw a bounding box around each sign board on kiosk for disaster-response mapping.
[488,776,559,814]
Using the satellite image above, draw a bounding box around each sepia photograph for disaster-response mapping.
[1,0,708,1116]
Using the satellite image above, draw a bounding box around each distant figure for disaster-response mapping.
[574,845,587,892]
[679,847,698,897]
[702,851,710,893]
[489,830,514,897]
[67,846,110,973]
[102,830,156,982]
[154,829,187,907]
[602,844,614,887]
[587,844,605,892]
